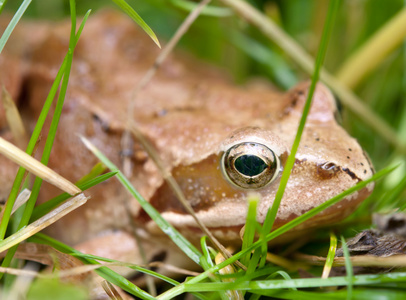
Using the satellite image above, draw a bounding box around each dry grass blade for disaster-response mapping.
[0,193,88,253]
[12,189,31,215]
[336,8,406,89]
[0,137,81,195]
[0,266,40,278]
[0,189,31,222]
[0,264,99,279]
[148,262,200,277]
[101,280,124,300]
[1,86,27,148]
[215,250,244,300]
[266,252,305,271]
[0,243,85,273]
[296,253,406,268]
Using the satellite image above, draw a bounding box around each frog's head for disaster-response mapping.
[142,82,374,243]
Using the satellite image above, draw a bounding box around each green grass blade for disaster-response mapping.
[241,193,260,266]
[376,173,406,211]
[16,0,79,233]
[341,236,354,300]
[0,62,66,240]
[0,0,87,279]
[182,272,406,292]
[80,136,202,264]
[256,288,406,299]
[74,162,106,186]
[261,0,340,239]
[322,231,337,279]
[200,236,215,270]
[0,0,31,54]
[258,0,340,270]
[110,0,160,48]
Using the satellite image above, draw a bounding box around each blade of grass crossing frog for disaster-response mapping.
[156,165,396,299]
[321,231,338,279]
[222,0,405,153]
[0,9,91,241]
[0,0,31,54]
[0,3,89,280]
[110,0,160,48]
[260,0,339,266]
[341,236,354,300]
[80,136,202,264]
[30,172,117,221]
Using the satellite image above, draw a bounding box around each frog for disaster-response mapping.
[0,10,374,281]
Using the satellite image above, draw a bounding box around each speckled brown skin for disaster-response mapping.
[0,11,373,251]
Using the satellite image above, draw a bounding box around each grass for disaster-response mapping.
[0,0,406,299]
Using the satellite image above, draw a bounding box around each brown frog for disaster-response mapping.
[0,11,373,269]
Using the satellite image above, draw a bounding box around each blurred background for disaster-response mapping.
[5,0,406,224]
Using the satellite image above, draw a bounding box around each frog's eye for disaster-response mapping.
[221,142,280,189]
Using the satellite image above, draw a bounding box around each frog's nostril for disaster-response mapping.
[221,142,280,189]
[317,161,340,178]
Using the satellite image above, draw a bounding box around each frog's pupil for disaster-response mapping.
[234,155,268,177]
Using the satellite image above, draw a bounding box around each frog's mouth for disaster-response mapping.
[143,179,373,246]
